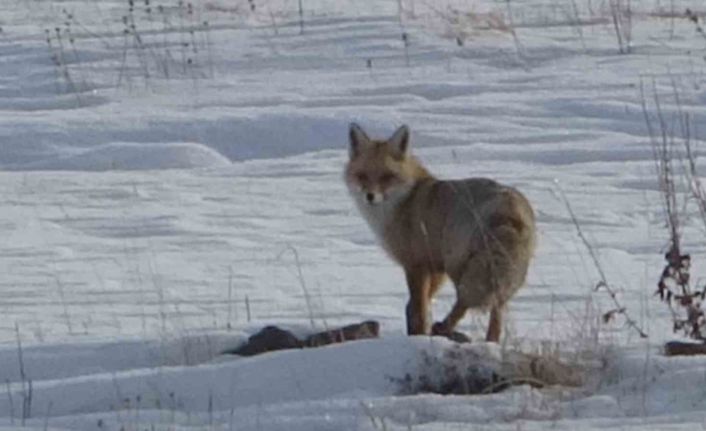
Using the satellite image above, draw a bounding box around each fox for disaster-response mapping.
[344,123,536,342]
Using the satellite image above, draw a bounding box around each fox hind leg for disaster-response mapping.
[433,302,504,342]
[431,300,468,336]
[432,251,490,336]
[485,306,503,342]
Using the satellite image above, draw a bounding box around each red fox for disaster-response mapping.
[344,123,536,342]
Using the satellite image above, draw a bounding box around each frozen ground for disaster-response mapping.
[1,0,706,429]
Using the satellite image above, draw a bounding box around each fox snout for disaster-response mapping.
[363,191,384,205]
[351,173,404,205]
[350,182,385,205]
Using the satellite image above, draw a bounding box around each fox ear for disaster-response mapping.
[388,125,410,158]
[349,123,370,158]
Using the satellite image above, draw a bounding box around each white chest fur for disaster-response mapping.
[349,185,412,243]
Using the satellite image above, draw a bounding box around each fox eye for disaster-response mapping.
[379,174,395,184]
[356,173,368,183]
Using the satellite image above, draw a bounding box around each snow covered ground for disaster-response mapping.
[2,0,706,429]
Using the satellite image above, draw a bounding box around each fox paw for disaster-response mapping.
[432,322,471,343]
[431,322,450,336]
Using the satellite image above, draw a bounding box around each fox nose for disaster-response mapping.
[366,193,375,203]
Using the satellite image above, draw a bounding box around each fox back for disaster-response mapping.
[395,178,536,309]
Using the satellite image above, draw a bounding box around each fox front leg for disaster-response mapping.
[405,269,432,335]
[405,301,433,335]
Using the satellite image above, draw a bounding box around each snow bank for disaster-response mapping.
[0,335,587,430]
[18,142,232,171]
[2,334,701,431]
[0,336,436,419]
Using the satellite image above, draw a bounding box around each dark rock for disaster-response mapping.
[664,341,706,356]
[225,325,302,356]
[224,321,381,357]
[304,320,380,347]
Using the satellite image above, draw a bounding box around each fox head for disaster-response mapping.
[344,123,431,206]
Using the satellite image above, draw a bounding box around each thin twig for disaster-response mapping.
[279,245,316,329]
[5,380,14,425]
[298,0,304,34]
[556,184,648,338]
[227,266,234,330]
[504,0,527,66]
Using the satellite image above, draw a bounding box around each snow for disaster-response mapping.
[2,0,706,429]
[18,142,233,171]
